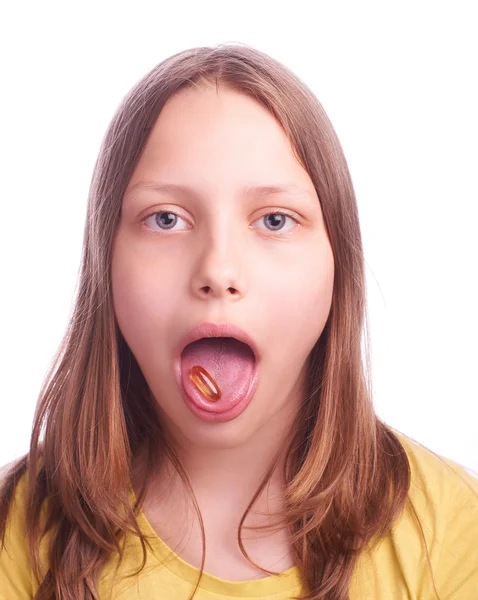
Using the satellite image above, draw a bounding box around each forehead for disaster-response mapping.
[131,86,312,189]
[154,86,295,156]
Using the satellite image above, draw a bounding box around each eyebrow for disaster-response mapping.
[124,180,316,203]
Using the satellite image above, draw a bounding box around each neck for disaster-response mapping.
[132,365,308,536]
[176,425,289,510]
[134,401,301,533]
[178,417,294,518]
[131,395,304,579]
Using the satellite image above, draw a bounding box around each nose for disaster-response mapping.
[201,282,239,297]
[190,227,246,301]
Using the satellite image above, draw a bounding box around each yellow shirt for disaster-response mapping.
[1,432,477,599]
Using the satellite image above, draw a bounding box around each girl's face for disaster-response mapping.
[111,85,334,450]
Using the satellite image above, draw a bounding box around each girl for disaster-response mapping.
[1,43,477,600]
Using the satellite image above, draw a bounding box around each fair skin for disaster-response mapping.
[111,84,335,580]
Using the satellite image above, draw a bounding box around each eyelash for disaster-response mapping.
[141,208,299,234]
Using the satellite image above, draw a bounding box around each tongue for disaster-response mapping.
[180,337,255,413]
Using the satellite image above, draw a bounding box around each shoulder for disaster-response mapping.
[0,468,34,599]
[1,464,30,539]
[394,431,478,597]
[395,430,478,510]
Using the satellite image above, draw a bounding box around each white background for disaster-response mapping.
[0,1,476,473]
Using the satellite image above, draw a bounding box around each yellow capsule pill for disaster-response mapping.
[189,365,222,402]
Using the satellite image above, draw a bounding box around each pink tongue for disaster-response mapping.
[180,338,255,412]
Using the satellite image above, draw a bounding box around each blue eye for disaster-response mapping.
[262,213,289,231]
[142,211,190,233]
[151,211,185,230]
[142,210,298,234]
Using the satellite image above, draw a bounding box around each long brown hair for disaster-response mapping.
[0,43,442,599]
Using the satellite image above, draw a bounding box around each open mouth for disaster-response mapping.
[181,336,256,360]
[178,336,258,419]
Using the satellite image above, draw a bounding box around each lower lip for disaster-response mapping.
[174,356,260,423]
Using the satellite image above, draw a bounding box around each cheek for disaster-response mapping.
[263,250,334,357]
[267,250,333,317]
[111,247,178,350]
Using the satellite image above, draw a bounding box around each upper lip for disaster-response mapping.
[178,322,260,361]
